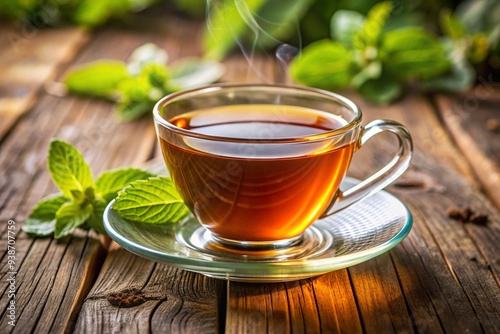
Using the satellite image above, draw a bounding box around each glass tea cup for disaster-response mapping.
[153,84,412,251]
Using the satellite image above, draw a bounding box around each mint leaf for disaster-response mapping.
[331,10,365,48]
[115,75,154,121]
[70,189,85,204]
[48,139,94,199]
[87,199,108,234]
[115,64,167,121]
[54,202,93,239]
[169,58,225,90]
[382,27,450,80]
[65,61,128,99]
[290,40,353,89]
[22,194,70,236]
[141,63,169,89]
[114,176,190,224]
[353,1,392,49]
[95,167,154,202]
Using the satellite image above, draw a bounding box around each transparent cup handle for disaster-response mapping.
[322,119,413,216]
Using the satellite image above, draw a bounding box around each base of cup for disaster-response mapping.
[209,233,304,251]
[180,226,333,262]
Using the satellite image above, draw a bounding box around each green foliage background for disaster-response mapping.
[2,0,499,103]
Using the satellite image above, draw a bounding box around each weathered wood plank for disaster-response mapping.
[225,271,364,334]
[75,243,224,334]
[434,91,500,209]
[0,26,88,141]
[348,254,414,333]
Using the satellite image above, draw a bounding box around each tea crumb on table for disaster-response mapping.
[447,206,488,225]
[106,288,149,308]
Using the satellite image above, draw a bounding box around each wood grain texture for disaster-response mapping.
[434,92,500,209]
[75,243,224,334]
[0,26,88,141]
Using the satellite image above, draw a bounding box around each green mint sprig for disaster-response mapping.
[64,43,225,121]
[22,139,189,238]
[289,1,451,104]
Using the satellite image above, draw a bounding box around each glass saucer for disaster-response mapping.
[103,178,412,282]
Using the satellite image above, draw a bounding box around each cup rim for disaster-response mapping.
[153,83,362,143]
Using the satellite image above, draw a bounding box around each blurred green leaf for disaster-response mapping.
[468,34,490,63]
[173,0,206,16]
[116,76,150,102]
[350,61,382,88]
[74,0,158,27]
[423,59,474,92]
[423,39,475,92]
[330,10,365,48]
[358,74,402,104]
[203,0,267,60]
[290,39,353,90]
[456,0,500,35]
[127,43,168,76]
[141,63,169,89]
[65,61,128,99]
[353,1,392,49]
[203,0,315,59]
[440,9,466,40]
[169,58,225,90]
[248,0,314,48]
[115,63,168,121]
[382,27,450,80]
[0,0,38,19]
[74,0,125,27]
[115,93,155,121]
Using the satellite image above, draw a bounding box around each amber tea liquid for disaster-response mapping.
[160,105,355,241]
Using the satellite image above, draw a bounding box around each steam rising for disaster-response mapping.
[205,0,301,83]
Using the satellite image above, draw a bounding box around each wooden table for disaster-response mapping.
[1,11,499,334]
